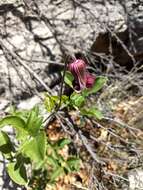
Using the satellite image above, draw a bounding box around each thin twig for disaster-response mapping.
[78,130,105,165]
[56,55,69,111]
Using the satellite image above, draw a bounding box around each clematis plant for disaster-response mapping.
[68,59,95,92]
[65,58,106,119]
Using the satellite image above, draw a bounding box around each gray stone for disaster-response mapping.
[128,169,143,190]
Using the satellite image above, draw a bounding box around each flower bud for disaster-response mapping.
[68,59,95,91]
[68,59,86,90]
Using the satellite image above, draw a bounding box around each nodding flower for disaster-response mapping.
[68,59,95,91]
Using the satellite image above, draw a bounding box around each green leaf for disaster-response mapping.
[7,162,27,185]
[80,107,103,120]
[20,131,46,168]
[70,92,85,107]
[0,116,26,129]
[0,131,14,154]
[44,95,56,112]
[60,95,69,105]
[44,94,69,112]
[56,138,71,149]
[64,71,74,88]
[66,157,80,171]
[46,156,59,168]
[51,95,69,106]
[10,107,30,123]
[50,167,64,182]
[82,76,107,96]
[0,116,28,140]
[50,96,59,103]
[26,108,43,136]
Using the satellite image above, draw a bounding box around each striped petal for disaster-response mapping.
[68,59,86,90]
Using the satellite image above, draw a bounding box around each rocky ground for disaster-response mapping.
[1,0,142,102]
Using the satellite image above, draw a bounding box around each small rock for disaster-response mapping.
[17,95,41,110]
[128,169,143,190]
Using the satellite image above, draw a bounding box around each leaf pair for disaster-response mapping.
[0,107,45,186]
[64,71,107,95]
[44,94,68,112]
[0,106,43,141]
[5,131,46,186]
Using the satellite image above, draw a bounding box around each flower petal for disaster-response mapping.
[85,73,96,88]
[68,59,86,90]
